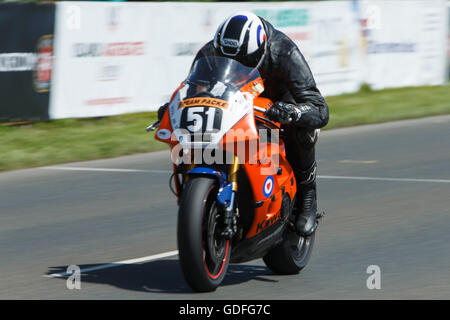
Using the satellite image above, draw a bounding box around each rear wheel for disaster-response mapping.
[177,176,231,292]
[263,196,315,274]
[263,230,315,274]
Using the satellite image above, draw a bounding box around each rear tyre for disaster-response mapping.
[177,176,231,292]
[263,230,315,274]
[263,197,315,274]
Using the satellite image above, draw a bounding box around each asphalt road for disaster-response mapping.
[1,115,450,299]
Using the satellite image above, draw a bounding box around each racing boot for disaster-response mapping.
[294,162,318,236]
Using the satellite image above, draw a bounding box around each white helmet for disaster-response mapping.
[213,11,267,67]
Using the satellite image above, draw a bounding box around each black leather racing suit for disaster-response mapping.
[193,18,329,194]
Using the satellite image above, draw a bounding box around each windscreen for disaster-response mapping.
[168,56,263,147]
[181,56,261,101]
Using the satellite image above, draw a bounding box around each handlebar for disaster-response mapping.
[146,120,160,132]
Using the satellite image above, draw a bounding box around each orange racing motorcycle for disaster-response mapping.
[147,56,318,292]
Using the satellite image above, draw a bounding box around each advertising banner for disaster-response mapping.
[0,3,55,122]
[166,2,361,97]
[297,1,361,96]
[50,2,361,118]
[50,3,164,119]
[50,1,448,119]
[354,0,447,89]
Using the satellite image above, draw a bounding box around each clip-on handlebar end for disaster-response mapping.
[146,120,160,132]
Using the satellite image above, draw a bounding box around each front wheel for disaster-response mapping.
[177,176,231,292]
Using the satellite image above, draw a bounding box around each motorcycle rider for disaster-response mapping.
[158,11,329,236]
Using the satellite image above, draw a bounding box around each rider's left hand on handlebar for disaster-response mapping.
[266,101,302,125]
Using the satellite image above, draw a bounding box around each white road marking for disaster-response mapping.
[42,166,450,183]
[44,250,179,278]
[339,160,378,164]
[318,175,450,184]
[42,166,171,174]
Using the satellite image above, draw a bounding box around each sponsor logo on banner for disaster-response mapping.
[85,97,130,105]
[98,64,121,82]
[253,9,310,28]
[285,32,310,42]
[0,53,36,72]
[73,42,145,57]
[253,9,310,52]
[0,34,53,92]
[33,34,53,92]
[368,41,416,54]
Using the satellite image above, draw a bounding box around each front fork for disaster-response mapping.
[181,155,240,240]
[222,155,239,240]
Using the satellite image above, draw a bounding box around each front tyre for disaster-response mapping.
[177,176,231,292]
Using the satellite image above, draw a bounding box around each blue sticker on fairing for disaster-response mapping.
[263,176,274,198]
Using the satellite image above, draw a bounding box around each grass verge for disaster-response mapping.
[325,84,450,129]
[1,84,449,172]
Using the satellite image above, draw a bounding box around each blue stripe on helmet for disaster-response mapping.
[234,15,249,21]
[256,25,262,47]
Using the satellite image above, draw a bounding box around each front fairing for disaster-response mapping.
[164,56,264,149]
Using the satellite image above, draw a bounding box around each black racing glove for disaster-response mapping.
[266,101,302,125]
[157,102,169,121]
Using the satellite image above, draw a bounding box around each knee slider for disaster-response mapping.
[296,128,319,149]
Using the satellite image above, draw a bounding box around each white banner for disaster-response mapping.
[50,3,169,119]
[354,0,447,89]
[50,1,448,119]
[447,0,450,80]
